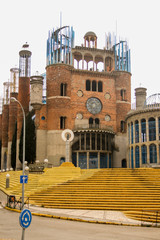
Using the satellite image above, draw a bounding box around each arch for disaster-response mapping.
[150,144,157,163]
[92,80,97,91]
[60,157,65,165]
[95,54,104,71]
[135,120,139,143]
[98,81,103,92]
[95,118,100,128]
[89,117,93,128]
[122,159,127,168]
[73,51,82,69]
[60,83,67,96]
[121,120,125,132]
[86,80,91,91]
[96,62,104,72]
[131,122,133,144]
[149,117,156,141]
[141,119,146,142]
[84,53,93,70]
[141,145,147,164]
[128,123,130,144]
[135,146,140,168]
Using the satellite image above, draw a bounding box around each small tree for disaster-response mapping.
[11,122,17,170]
[19,111,36,164]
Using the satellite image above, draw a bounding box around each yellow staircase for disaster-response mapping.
[0,163,95,198]
[1,166,160,223]
[29,168,160,218]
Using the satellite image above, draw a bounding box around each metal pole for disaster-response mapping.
[11,97,25,240]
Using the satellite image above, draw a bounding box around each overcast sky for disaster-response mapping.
[0,0,159,103]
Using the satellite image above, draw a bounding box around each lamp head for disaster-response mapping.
[10,97,17,102]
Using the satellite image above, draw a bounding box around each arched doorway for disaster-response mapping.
[60,157,65,165]
[122,159,127,168]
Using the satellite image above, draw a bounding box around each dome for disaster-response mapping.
[145,93,160,106]
[84,31,97,38]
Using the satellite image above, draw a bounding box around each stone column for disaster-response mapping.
[82,54,84,70]
[87,152,89,169]
[146,118,149,142]
[98,152,100,168]
[156,117,159,141]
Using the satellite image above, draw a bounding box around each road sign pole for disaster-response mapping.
[21,228,25,240]
[11,97,26,240]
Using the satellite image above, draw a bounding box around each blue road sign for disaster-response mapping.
[19,209,32,229]
[20,175,28,184]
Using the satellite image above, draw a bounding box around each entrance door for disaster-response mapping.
[89,153,98,169]
[122,159,127,168]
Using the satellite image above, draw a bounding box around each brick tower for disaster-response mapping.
[16,43,31,169]
[7,68,19,169]
[31,27,131,168]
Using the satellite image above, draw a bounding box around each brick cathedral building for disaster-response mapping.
[0,26,132,170]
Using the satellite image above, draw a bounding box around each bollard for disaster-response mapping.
[25,166,29,176]
[44,159,48,168]
[6,174,10,188]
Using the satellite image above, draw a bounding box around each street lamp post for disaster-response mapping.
[11,97,26,240]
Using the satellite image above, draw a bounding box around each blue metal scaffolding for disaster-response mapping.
[46,26,75,66]
[105,33,131,73]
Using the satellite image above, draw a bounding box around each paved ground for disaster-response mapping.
[1,207,160,240]
[29,205,141,225]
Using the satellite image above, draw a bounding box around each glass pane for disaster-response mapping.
[89,153,98,169]
[79,152,87,169]
[81,134,85,150]
[86,133,90,150]
[100,153,107,168]
[92,133,95,150]
[72,153,77,167]
[135,146,140,168]
[97,134,100,150]
[102,134,105,150]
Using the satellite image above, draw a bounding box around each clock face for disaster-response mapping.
[86,97,102,114]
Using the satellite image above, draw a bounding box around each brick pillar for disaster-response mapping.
[1,105,9,170]
[16,77,30,169]
[7,92,18,169]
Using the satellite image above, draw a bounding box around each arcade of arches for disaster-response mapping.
[72,130,114,169]
[127,116,160,168]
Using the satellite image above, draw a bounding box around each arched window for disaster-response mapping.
[89,117,93,128]
[141,119,146,142]
[92,80,97,91]
[131,122,133,144]
[60,116,66,129]
[95,118,100,128]
[135,120,139,143]
[121,89,126,101]
[131,147,134,168]
[141,145,147,164]
[121,121,125,132]
[60,83,67,96]
[150,144,157,163]
[135,146,140,168]
[122,159,127,168]
[149,117,156,141]
[128,123,130,144]
[98,81,103,92]
[86,80,91,91]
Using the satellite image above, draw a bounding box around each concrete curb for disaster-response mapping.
[4,206,142,227]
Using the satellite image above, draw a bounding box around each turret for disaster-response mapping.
[135,87,147,109]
